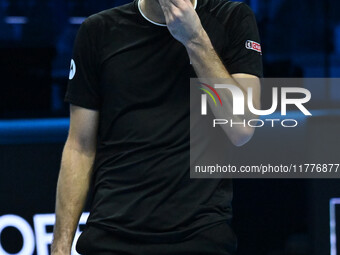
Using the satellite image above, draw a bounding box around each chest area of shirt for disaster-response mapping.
[98,14,226,74]
[99,31,187,78]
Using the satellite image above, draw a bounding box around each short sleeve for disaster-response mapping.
[64,20,101,110]
[222,4,263,78]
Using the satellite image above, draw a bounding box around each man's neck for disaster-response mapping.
[139,0,196,25]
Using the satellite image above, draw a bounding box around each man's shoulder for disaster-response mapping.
[200,0,255,21]
[82,2,135,31]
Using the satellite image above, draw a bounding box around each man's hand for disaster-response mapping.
[159,0,204,46]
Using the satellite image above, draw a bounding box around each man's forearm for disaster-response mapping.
[185,30,257,146]
[51,142,95,254]
[186,29,233,79]
[158,0,260,145]
[185,30,236,122]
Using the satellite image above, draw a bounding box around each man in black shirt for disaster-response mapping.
[52,0,262,254]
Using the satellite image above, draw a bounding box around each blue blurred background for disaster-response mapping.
[0,0,339,118]
[0,1,340,255]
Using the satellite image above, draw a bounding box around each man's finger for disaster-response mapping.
[159,0,180,20]
[159,0,173,14]
[158,2,174,24]
[168,0,187,9]
[158,0,170,15]
[159,0,186,10]
[158,0,169,8]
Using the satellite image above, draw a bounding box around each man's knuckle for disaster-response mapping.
[173,11,183,19]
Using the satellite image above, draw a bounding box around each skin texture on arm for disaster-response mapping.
[185,37,261,146]
[157,0,261,146]
[51,105,99,255]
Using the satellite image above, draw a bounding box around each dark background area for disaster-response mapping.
[0,0,340,255]
[0,0,340,118]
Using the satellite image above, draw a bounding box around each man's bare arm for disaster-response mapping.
[159,0,261,146]
[51,105,99,254]
[186,36,261,146]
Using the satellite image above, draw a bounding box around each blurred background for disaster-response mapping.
[0,0,339,255]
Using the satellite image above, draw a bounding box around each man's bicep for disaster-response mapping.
[222,3,263,78]
[64,19,101,111]
[67,104,99,153]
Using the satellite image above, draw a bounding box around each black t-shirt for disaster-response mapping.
[65,0,262,243]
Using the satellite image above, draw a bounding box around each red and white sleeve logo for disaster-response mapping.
[245,40,262,54]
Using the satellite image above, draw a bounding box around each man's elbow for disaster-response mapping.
[65,135,97,157]
[229,127,255,147]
